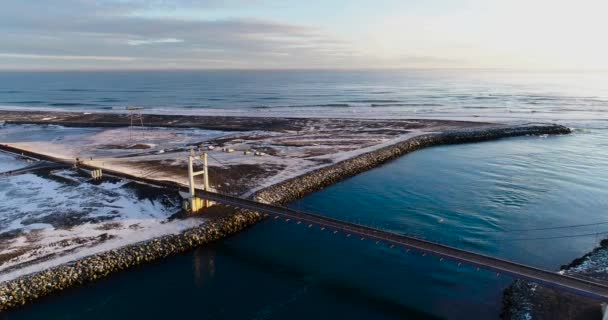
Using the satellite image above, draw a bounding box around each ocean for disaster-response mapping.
[1,70,608,319]
[1,69,607,125]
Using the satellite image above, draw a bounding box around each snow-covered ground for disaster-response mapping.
[0,152,30,172]
[563,244,608,281]
[0,168,204,283]
[0,124,228,159]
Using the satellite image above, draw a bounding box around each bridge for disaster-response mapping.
[196,189,608,302]
[0,160,71,177]
[1,144,608,302]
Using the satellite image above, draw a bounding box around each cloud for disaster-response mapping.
[0,53,135,61]
[0,0,468,69]
[0,0,360,69]
[127,38,184,46]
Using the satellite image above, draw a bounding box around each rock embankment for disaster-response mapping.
[502,239,608,319]
[0,123,570,312]
[0,210,263,311]
[255,124,570,204]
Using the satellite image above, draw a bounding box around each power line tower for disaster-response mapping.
[127,106,145,142]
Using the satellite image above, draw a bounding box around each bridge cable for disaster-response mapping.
[206,151,260,195]
[203,152,245,195]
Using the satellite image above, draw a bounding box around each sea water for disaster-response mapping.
[1,69,607,124]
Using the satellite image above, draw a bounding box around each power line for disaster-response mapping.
[493,231,608,242]
[206,151,253,180]
[486,221,608,233]
[205,152,229,168]
[200,151,246,195]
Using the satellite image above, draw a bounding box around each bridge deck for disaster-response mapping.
[0,160,71,177]
[198,190,608,302]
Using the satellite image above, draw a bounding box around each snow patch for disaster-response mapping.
[0,170,205,283]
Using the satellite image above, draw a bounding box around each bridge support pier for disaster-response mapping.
[91,169,103,180]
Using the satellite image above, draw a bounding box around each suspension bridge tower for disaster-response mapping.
[181,149,212,212]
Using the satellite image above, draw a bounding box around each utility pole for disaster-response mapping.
[127,106,145,142]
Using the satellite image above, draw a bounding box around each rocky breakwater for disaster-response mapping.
[255,123,571,205]
[0,210,263,311]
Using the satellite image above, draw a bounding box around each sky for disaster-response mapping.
[1,0,607,70]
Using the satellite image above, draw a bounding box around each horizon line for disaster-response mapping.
[2,67,608,73]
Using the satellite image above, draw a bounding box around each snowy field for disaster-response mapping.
[0,165,205,283]
[0,152,30,172]
[0,124,228,159]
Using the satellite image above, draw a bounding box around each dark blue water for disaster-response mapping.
[1,70,607,122]
[5,129,608,319]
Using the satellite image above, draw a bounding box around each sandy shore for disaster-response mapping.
[0,110,572,311]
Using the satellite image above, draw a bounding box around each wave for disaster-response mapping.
[519,95,604,102]
[0,90,24,94]
[5,101,44,104]
[96,90,152,93]
[181,105,211,109]
[523,96,562,101]
[49,102,102,107]
[57,89,95,92]
[371,103,444,107]
[252,103,353,109]
[319,103,351,107]
[343,99,401,103]
[95,98,125,103]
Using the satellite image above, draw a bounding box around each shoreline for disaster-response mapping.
[502,241,608,319]
[0,113,571,312]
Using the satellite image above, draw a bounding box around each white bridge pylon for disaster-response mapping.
[185,149,211,212]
